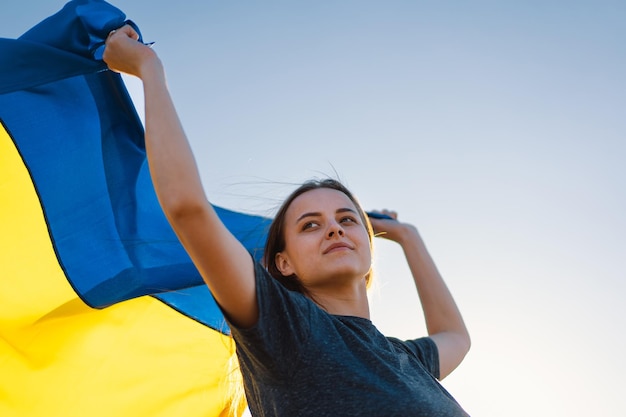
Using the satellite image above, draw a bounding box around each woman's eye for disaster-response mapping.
[340,216,357,224]
[302,221,319,230]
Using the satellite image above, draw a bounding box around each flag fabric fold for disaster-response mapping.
[0,1,268,415]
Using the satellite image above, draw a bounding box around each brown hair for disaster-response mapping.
[263,178,374,294]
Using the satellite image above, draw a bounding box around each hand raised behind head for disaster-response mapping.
[368,209,418,244]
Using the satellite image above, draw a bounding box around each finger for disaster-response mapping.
[121,24,141,41]
[366,211,394,220]
[381,209,398,220]
[107,24,140,41]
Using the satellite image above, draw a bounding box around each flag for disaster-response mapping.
[0,1,269,415]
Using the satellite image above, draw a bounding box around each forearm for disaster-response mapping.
[139,59,207,216]
[398,227,468,339]
[138,59,258,326]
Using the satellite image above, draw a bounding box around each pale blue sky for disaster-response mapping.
[5,1,626,415]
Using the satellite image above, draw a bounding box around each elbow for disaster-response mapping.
[433,330,472,380]
[450,330,471,361]
[461,332,471,357]
[458,325,472,358]
[453,318,471,358]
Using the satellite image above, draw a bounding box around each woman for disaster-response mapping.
[104,25,471,417]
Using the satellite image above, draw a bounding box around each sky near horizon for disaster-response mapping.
[5,1,626,416]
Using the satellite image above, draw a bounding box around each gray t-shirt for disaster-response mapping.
[228,262,469,417]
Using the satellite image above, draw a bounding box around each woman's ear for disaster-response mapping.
[274,252,294,277]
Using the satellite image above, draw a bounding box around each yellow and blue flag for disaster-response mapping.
[0,1,268,416]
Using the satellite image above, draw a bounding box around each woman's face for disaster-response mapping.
[275,188,372,290]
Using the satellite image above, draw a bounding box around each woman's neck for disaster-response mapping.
[307,281,370,319]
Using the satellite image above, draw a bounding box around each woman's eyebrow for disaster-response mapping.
[295,208,356,224]
[295,211,321,224]
[336,207,357,215]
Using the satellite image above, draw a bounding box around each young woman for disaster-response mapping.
[104,25,471,417]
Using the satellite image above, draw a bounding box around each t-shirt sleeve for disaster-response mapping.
[226,261,316,378]
[391,336,441,380]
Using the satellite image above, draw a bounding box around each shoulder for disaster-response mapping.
[228,262,328,377]
[231,261,320,339]
[251,261,310,312]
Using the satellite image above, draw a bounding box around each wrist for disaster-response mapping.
[138,53,163,80]
[396,224,422,247]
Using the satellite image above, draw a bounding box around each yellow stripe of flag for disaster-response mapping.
[0,124,241,416]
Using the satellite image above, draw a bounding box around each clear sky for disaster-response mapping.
[5,1,626,415]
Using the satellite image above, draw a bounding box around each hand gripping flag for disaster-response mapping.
[0,1,269,416]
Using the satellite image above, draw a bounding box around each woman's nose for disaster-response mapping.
[327,222,344,238]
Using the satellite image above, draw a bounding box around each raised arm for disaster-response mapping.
[369,211,470,379]
[103,26,258,328]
